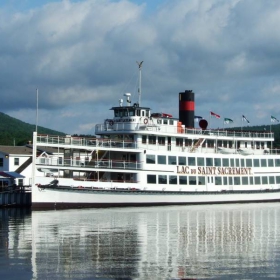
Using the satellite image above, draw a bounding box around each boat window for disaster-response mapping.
[185,139,192,146]
[169,175,177,185]
[141,111,145,117]
[268,159,274,167]
[158,137,165,145]
[189,176,196,185]
[147,174,156,184]
[179,176,187,185]
[234,177,240,185]
[255,176,261,184]
[176,138,183,146]
[0,158,3,167]
[142,135,147,144]
[250,177,254,185]
[169,120,174,125]
[115,110,120,117]
[228,177,233,185]
[157,155,166,165]
[246,159,252,167]
[253,159,260,167]
[158,175,167,184]
[269,176,275,184]
[261,159,267,167]
[276,176,280,184]
[223,177,228,185]
[208,140,214,148]
[214,158,221,167]
[178,156,186,166]
[198,176,205,185]
[240,158,245,167]
[215,177,222,185]
[128,109,135,116]
[146,155,155,164]
[163,119,168,125]
[168,156,177,165]
[148,136,156,144]
[188,157,196,166]
[222,158,229,167]
[230,158,234,167]
[206,158,213,167]
[276,159,280,167]
[157,119,162,125]
[235,159,240,167]
[197,157,205,166]
[136,110,140,116]
[242,177,249,185]
[262,176,268,184]
[145,110,149,117]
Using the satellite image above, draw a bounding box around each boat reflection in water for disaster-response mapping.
[2,204,280,279]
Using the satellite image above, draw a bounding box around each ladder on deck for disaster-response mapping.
[190,138,205,152]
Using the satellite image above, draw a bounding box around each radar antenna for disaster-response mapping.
[136,61,143,106]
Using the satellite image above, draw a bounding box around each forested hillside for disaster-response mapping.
[0,112,66,145]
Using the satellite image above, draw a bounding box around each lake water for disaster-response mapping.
[1,203,280,279]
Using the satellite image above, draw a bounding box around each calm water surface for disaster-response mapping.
[1,204,280,279]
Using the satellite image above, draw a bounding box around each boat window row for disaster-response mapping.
[142,136,267,149]
[114,109,149,117]
[147,174,280,185]
[146,154,280,168]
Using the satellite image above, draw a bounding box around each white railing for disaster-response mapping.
[95,123,274,139]
[36,134,280,155]
[36,157,143,170]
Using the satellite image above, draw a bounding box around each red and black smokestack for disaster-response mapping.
[179,90,194,128]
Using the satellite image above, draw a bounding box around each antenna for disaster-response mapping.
[136,61,143,106]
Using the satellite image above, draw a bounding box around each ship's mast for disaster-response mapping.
[136,61,143,106]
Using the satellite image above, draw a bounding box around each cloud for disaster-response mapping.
[1,0,280,133]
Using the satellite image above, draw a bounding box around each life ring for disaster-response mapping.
[144,118,148,124]
[109,120,114,126]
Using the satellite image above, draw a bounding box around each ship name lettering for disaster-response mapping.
[177,166,189,174]
[178,166,252,175]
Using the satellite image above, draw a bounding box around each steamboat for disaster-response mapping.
[31,66,280,209]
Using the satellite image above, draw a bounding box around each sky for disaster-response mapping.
[1,0,280,135]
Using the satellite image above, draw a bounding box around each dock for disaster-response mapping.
[0,191,31,207]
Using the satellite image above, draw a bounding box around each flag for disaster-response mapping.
[271,115,279,123]
[210,111,220,119]
[194,116,202,122]
[242,115,250,124]
[224,118,233,124]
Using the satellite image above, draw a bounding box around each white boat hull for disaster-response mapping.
[32,181,280,209]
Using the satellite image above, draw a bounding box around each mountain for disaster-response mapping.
[0,112,66,145]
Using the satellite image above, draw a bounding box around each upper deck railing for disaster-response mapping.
[95,123,274,139]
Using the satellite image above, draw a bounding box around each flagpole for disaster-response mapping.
[36,88,38,133]
[209,112,211,129]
